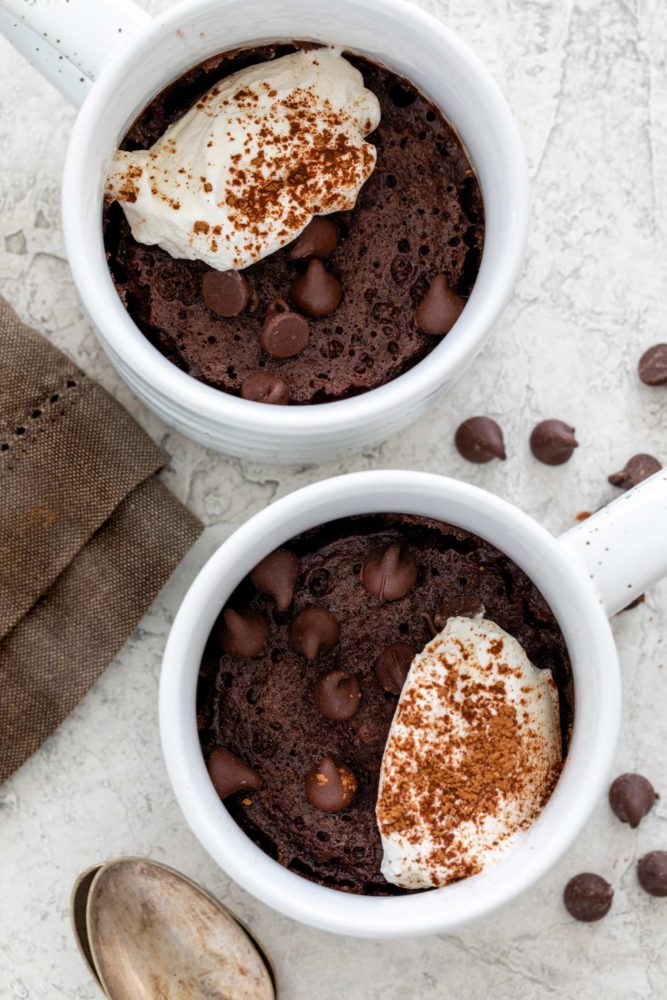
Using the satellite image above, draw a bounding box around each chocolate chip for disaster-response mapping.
[202,270,249,316]
[218,607,268,658]
[305,755,357,811]
[288,217,338,261]
[608,454,662,490]
[609,773,657,828]
[530,420,578,465]
[240,372,290,405]
[414,274,465,335]
[361,542,417,601]
[374,642,416,695]
[314,669,362,721]
[433,596,486,630]
[455,416,506,463]
[207,748,260,799]
[637,851,667,896]
[638,344,667,386]
[260,299,309,358]
[290,259,342,317]
[251,548,299,613]
[289,606,339,660]
[563,873,613,922]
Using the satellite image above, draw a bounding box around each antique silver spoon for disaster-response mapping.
[70,857,276,999]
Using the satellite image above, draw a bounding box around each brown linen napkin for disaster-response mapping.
[0,298,202,783]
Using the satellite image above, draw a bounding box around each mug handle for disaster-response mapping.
[0,0,150,107]
[559,469,667,616]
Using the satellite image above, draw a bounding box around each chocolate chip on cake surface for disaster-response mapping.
[563,873,613,921]
[289,606,340,660]
[414,274,465,335]
[530,420,578,466]
[290,258,342,317]
[637,851,667,896]
[305,755,357,811]
[207,748,261,799]
[638,344,667,386]
[218,607,268,658]
[361,542,417,601]
[314,669,362,721]
[455,416,506,463]
[288,217,338,260]
[240,372,290,404]
[260,299,310,357]
[202,269,250,316]
[251,548,300,612]
[609,773,657,828]
[374,642,416,695]
[608,454,662,490]
[434,596,486,630]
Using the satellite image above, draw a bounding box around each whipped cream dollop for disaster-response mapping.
[376,617,562,889]
[105,48,381,270]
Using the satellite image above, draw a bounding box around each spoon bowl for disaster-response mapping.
[70,857,276,999]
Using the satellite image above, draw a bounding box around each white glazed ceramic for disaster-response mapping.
[1,0,529,462]
[159,468,667,939]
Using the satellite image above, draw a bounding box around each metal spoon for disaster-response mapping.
[70,857,276,999]
[71,865,106,992]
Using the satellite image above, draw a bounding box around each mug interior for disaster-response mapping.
[160,472,620,937]
[63,0,529,452]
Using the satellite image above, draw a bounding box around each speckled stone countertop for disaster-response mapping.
[1,1,667,997]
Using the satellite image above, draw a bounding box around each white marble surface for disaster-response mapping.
[1,0,667,996]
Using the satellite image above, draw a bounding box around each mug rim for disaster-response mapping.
[159,470,620,938]
[62,0,530,438]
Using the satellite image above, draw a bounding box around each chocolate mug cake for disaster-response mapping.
[196,515,572,895]
[104,43,484,405]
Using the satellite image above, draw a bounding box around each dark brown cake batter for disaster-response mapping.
[103,44,484,404]
[197,515,573,895]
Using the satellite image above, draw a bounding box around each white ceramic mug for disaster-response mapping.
[1,0,529,463]
[159,468,667,938]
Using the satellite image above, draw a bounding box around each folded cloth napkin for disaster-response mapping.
[0,297,202,784]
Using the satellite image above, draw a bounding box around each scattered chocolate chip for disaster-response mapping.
[374,642,416,695]
[289,606,340,660]
[414,274,465,335]
[207,748,261,799]
[455,416,506,463]
[608,454,662,490]
[433,596,486,630]
[609,773,657,828]
[202,270,249,317]
[637,851,667,896]
[251,548,300,613]
[288,217,338,261]
[563,873,613,922]
[290,259,342,317]
[218,607,268,658]
[361,542,417,601]
[240,371,290,405]
[260,299,310,358]
[638,344,667,386]
[305,755,357,811]
[314,669,362,721]
[530,420,578,465]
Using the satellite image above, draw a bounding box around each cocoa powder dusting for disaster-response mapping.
[377,633,561,883]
